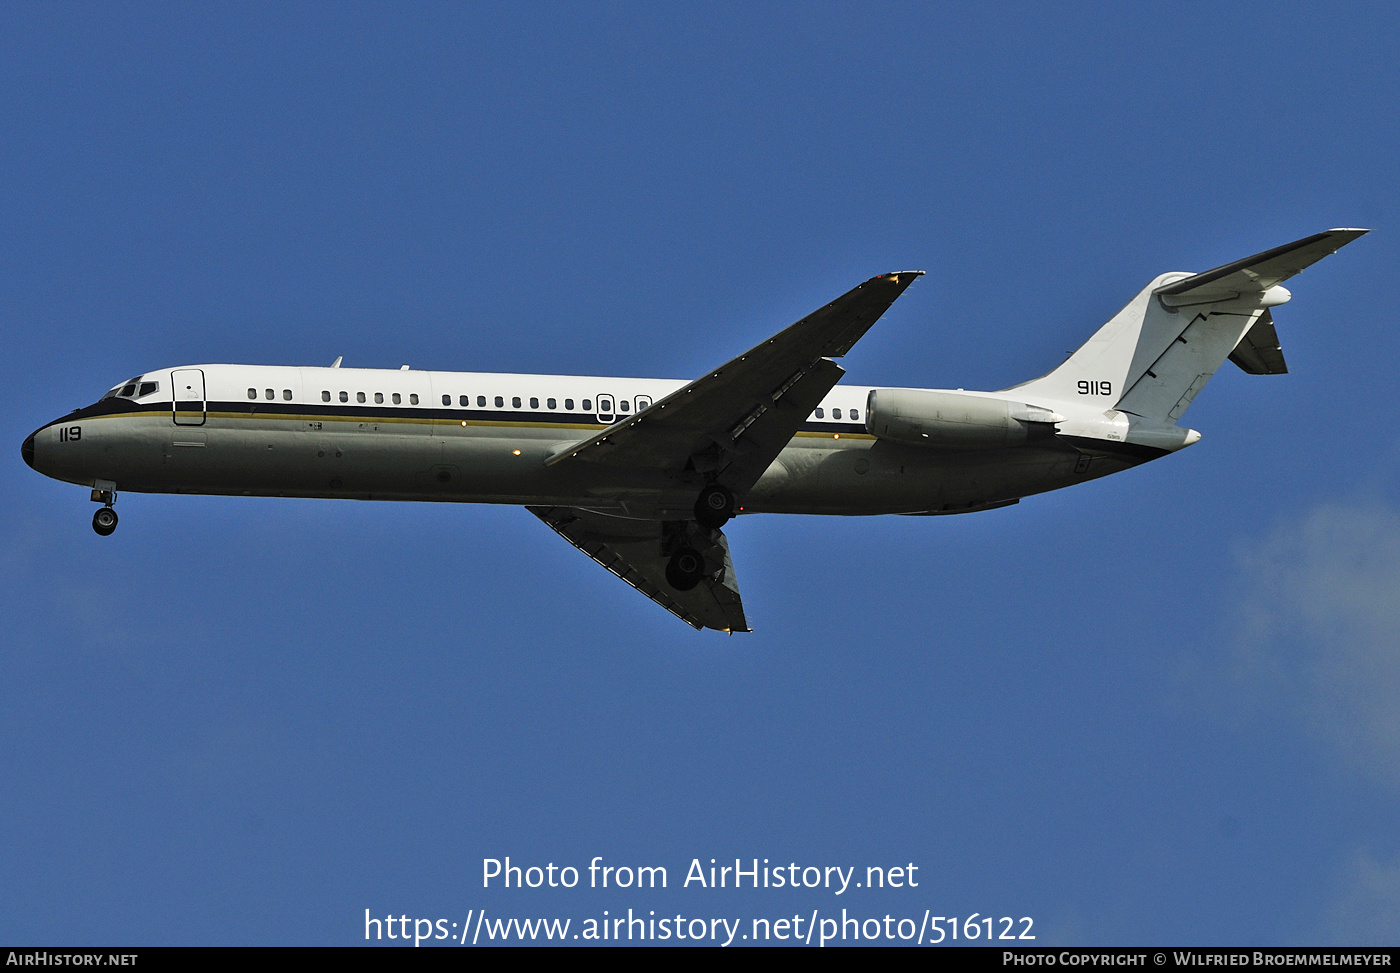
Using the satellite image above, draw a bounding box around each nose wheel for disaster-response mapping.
[90,482,118,536]
[92,506,118,536]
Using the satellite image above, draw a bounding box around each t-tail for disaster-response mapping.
[1009,229,1369,436]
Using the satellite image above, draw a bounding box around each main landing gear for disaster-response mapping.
[693,483,735,529]
[91,482,118,536]
[665,546,705,591]
[662,484,738,591]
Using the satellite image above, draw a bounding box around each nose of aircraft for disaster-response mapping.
[22,431,36,470]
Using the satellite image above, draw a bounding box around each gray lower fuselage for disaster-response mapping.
[24,365,1151,520]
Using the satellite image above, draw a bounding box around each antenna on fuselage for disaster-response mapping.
[331,356,343,368]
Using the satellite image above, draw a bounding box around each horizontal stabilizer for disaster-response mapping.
[1228,310,1288,375]
[1155,228,1368,307]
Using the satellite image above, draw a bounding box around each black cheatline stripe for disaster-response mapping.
[802,421,867,434]
[67,398,870,434]
[70,399,172,420]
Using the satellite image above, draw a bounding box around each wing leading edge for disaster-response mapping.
[544,271,924,493]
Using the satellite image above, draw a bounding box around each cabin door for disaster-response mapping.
[172,369,206,426]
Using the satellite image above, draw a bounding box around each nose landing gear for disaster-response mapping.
[90,481,118,536]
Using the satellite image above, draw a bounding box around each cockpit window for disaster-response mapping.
[138,381,158,397]
[103,378,144,401]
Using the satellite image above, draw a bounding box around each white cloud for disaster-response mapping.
[1234,501,1400,789]
[1322,850,1400,946]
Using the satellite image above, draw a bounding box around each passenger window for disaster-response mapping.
[833,408,842,419]
[635,395,652,411]
[375,392,384,404]
[566,399,575,410]
[814,407,824,418]
[850,408,860,421]
[322,391,331,402]
[582,399,591,411]
[597,395,614,418]
[495,396,504,407]
[357,392,366,403]
[512,396,521,408]
[547,398,556,410]
[459,395,469,406]
[529,397,539,409]
[442,394,451,406]
[392,393,401,404]
[410,394,419,405]
[283,389,293,401]
[264,389,274,400]
[139,382,158,397]
[340,391,348,402]
[247,388,257,400]
[619,400,630,413]
[477,395,486,407]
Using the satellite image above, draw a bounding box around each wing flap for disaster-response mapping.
[528,505,750,633]
[545,271,922,491]
[1155,228,1367,307]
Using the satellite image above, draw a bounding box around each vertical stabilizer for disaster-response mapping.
[1006,273,1192,411]
[1007,229,1367,422]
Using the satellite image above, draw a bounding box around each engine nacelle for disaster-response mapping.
[865,389,1064,449]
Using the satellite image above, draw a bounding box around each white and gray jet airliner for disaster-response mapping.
[23,230,1366,632]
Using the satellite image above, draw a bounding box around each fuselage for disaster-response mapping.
[23,362,1179,520]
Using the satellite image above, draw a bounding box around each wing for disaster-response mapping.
[528,505,750,633]
[1155,228,1368,307]
[544,271,923,492]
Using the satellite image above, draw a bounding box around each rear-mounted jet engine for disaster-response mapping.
[865,388,1064,449]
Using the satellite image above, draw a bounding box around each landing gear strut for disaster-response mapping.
[91,482,118,536]
[694,483,735,529]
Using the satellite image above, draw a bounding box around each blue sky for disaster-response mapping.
[3,2,1397,946]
